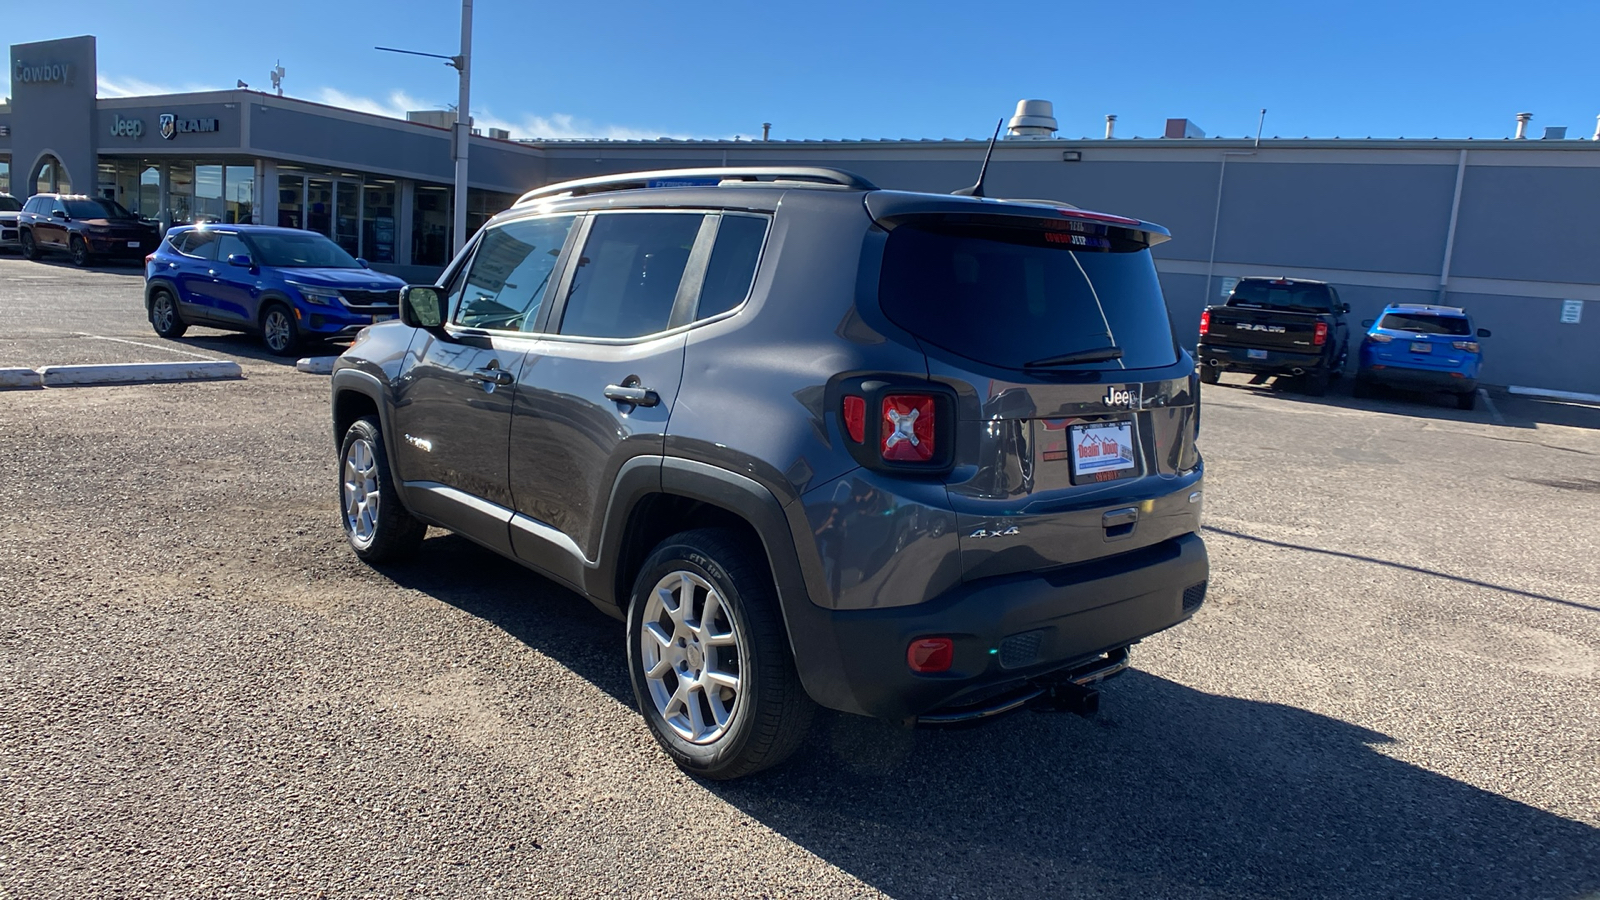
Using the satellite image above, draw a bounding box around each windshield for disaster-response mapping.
[0,197,21,212]
[879,221,1178,370]
[1379,312,1470,336]
[1227,280,1333,313]
[63,198,137,220]
[247,231,362,269]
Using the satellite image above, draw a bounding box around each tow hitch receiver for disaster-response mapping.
[916,647,1130,726]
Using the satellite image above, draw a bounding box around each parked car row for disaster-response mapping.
[3,191,160,266]
[1197,276,1490,409]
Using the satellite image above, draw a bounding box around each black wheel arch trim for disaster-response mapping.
[329,367,411,504]
[144,277,180,311]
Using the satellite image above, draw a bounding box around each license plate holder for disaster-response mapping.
[1069,420,1139,485]
[1410,341,1431,353]
[1247,348,1268,360]
[126,241,141,249]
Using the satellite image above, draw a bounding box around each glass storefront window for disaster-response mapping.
[362,178,397,264]
[168,162,195,224]
[0,159,9,195]
[335,181,359,255]
[225,165,255,224]
[278,172,304,228]
[412,184,453,266]
[195,164,224,223]
[139,166,159,218]
[466,188,519,241]
[34,155,70,194]
[306,177,333,237]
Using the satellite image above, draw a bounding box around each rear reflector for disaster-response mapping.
[1199,309,1210,337]
[882,394,936,462]
[907,637,954,673]
[1313,322,1329,346]
[842,395,866,443]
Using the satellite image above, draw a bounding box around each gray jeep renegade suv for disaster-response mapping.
[330,167,1207,779]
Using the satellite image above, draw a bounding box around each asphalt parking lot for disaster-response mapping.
[2,256,1598,899]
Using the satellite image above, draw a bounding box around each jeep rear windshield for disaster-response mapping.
[878,222,1178,370]
[1226,280,1334,313]
[1379,312,1471,336]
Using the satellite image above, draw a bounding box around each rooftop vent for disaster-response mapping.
[1164,118,1205,139]
[1542,126,1567,140]
[489,127,510,140]
[1104,114,1117,139]
[1006,100,1057,139]
[1514,112,1532,139]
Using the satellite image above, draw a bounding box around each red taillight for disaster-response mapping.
[907,637,953,673]
[881,394,936,462]
[144,253,155,265]
[1368,333,1393,343]
[842,395,866,443]
[1199,309,1210,337]
[1452,341,1480,353]
[1313,322,1329,346]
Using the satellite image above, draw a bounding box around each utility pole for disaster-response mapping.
[452,0,473,255]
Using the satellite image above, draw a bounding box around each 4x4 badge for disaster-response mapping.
[1102,386,1139,408]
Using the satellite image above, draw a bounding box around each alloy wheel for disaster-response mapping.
[152,294,175,333]
[342,436,380,543]
[264,309,293,353]
[639,570,745,744]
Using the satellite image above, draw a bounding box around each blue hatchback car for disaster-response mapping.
[144,225,406,356]
[1354,303,1490,409]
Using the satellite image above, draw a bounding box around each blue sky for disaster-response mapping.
[7,1,1596,142]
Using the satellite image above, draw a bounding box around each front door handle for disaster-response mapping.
[604,384,659,407]
[470,367,514,386]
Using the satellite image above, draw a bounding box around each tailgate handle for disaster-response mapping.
[1102,507,1139,541]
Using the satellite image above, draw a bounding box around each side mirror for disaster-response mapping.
[1477,327,1491,338]
[52,209,69,220]
[226,253,254,269]
[1341,302,1351,314]
[400,285,444,329]
[1361,319,1375,328]
[356,257,371,269]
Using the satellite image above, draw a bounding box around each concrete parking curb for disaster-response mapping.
[1508,385,1600,406]
[295,356,339,375]
[0,367,44,389]
[36,361,243,387]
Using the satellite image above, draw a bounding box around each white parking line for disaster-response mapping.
[75,333,221,361]
[1479,389,1504,426]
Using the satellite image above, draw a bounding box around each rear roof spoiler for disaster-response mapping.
[863,191,1171,246]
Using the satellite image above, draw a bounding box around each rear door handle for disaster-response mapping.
[471,367,514,386]
[604,384,659,407]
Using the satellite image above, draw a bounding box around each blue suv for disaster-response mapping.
[144,225,406,356]
[1354,303,1490,409]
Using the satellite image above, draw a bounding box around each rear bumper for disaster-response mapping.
[87,235,156,257]
[1198,342,1332,375]
[1361,365,1476,392]
[785,532,1208,723]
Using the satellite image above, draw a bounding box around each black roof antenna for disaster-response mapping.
[953,118,1004,197]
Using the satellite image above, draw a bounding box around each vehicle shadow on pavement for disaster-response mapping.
[1204,377,1529,428]
[17,256,147,276]
[382,535,1600,900]
[180,332,348,366]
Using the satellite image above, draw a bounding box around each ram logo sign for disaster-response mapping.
[1235,323,1287,333]
[159,114,221,140]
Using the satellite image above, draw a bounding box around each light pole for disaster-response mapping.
[376,0,474,256]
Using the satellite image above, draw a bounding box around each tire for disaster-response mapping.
[70,235,93,268]
[148,288,188,339]
[1303,369,1330,397]
[260,302,302,357]
[338,416,426,563]
[626,528,816,780]
[1456,390,1478,411]
[20,230,38,261]
[1199,365,1221,385]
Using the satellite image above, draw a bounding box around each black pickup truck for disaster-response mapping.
[1196,277,1349,395]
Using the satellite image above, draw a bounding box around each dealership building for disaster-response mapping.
[4,35,1597,394]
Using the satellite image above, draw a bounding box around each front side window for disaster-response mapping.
[559,212,703,339]
[453,214,578,331]
[214,234,249,262]
[248,231,361,269]
[1378,313,1470,336]
[697,214,768,320]
[63,198,136,220]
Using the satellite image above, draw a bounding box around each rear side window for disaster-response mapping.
[878,222,1178,370]
[1379,313,1470,336]
[180,231,219,260]
[453,214,578,331]
[696,214,768,320]
[1227,280,1333,313]
[559,212,702,339]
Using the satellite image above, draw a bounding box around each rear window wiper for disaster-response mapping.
[1024,346,1124,368]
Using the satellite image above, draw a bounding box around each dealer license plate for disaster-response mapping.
[1247,348,1268,360]
[1069,421,1138,484]
[1410,341,1431,353]
[126,241,141,249]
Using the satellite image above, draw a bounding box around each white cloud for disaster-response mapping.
[315,86,706,141]
[97,74,219,97]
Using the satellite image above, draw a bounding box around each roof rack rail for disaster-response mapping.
[515,167,878,205]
